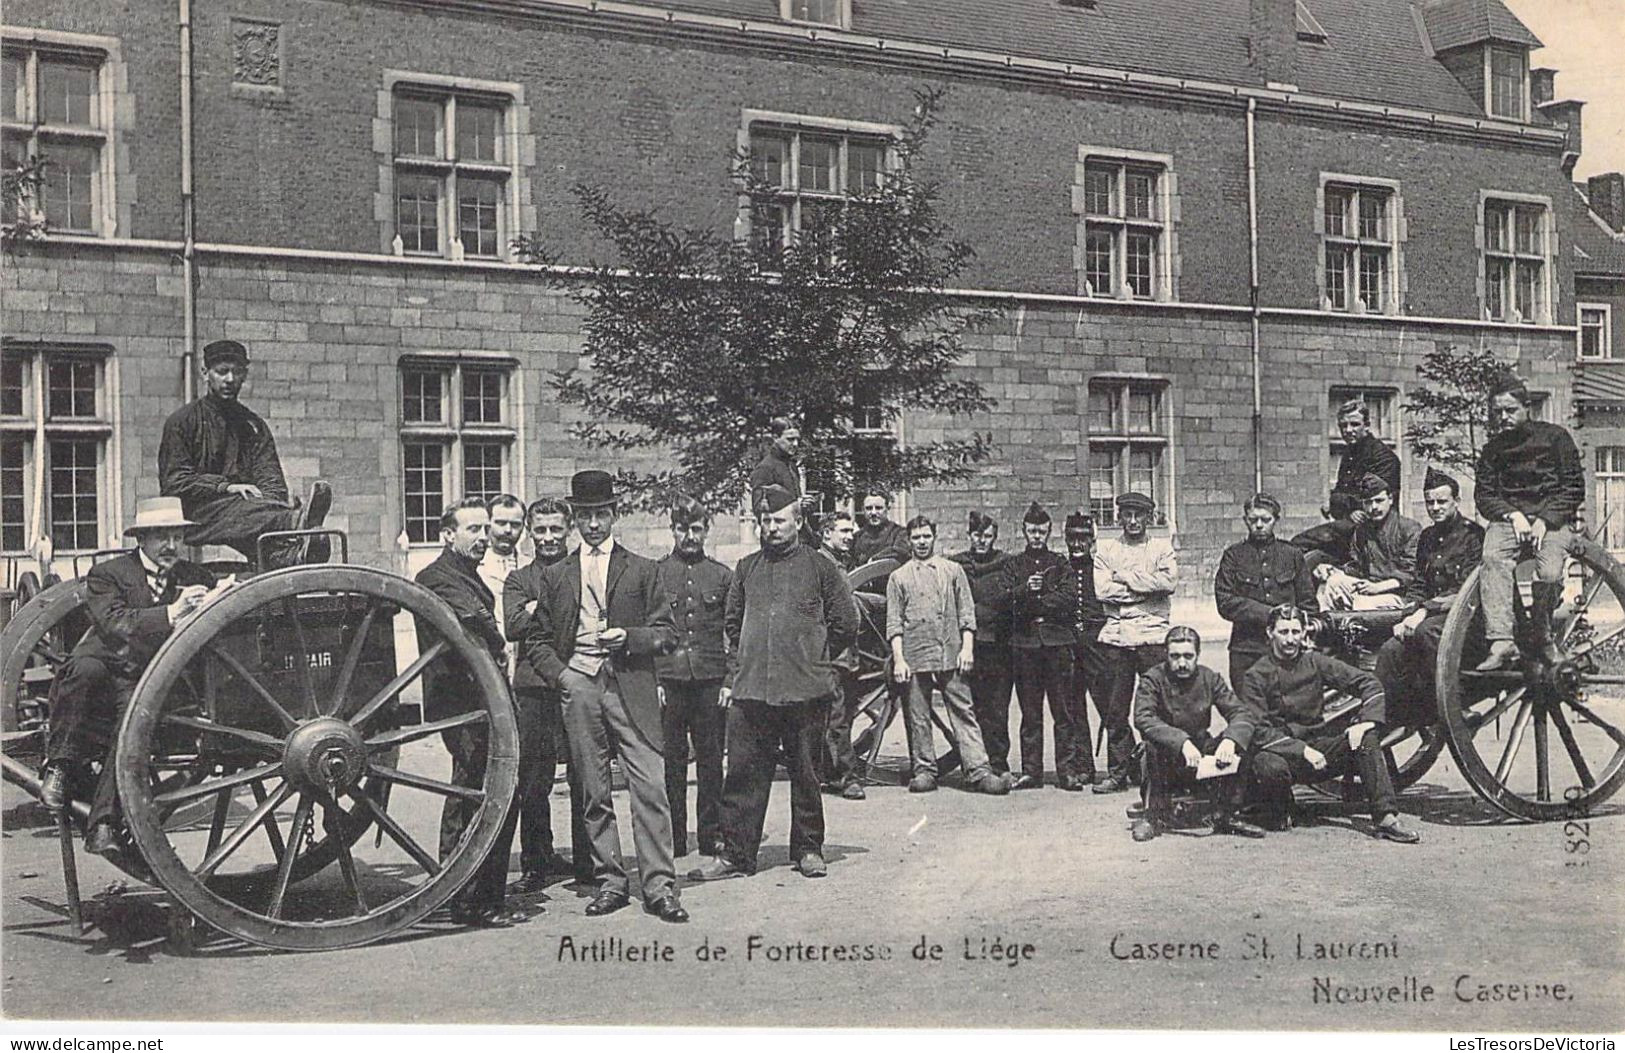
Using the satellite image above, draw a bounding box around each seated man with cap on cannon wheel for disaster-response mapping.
[159,339,332,570]
[38,497,218,858]
[1308,473,1421,613]
[1292,398,1403,569]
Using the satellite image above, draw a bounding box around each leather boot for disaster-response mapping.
[1530,581,1565,663]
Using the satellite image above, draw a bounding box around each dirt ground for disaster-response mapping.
[2,671,1621,1033]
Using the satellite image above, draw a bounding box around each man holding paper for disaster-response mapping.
[1130,627,1266,842]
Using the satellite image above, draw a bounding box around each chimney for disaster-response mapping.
[1531,67,1556,106]
[1250,0,1298,89]
[1589,173,1625,234]
[1539,98,1584,174]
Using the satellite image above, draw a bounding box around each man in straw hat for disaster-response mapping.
[38,497,218,857]
[522,470,688,922]
[158,338,332,569]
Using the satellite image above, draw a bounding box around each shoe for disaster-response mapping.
[644,892,690,923]
[85,821,122,858]
[974,772,1011,796]
[1474,640,1520,671]
[841,781,867,801]
[1374,814,1420,844]
[450,901,523,927]
[538,852,576,877]
[908,772,937,793]
[1092,774,1130,794]
[794,853,828,878]
[1131,818,1160,842]
[1212,814,1267,839]
[1010,773,1043,791]
[687,857,747,882]
[1056,774,1084,792]
[584,889,631,916]
[39,762,68,811]
[697,840,722,858]
[507,871,549,896]
[298,481,334,564]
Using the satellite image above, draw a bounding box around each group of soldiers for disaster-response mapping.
[30,342,1588,930]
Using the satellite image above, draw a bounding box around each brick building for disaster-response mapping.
[1572,172,1625,552]
[0,0,1595,594]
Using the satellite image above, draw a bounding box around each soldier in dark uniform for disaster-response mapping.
[748,417,801,512]
[816,510,867,798]
[1214,493,1316,689]
[851,492,910,566]
[1293,398,1401,567]
[948,511,1015,778]
[158,339,331,568]
[654,496,734,858]
[1063,511,1106,786]
[1000,502,1079,790]
[1311,473,1422,610]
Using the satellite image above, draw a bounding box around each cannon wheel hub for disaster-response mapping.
[282,717,365,796]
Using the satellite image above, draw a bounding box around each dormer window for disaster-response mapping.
[781,0,849,29]
[1488,47,1527,120]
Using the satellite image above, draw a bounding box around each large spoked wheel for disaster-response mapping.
[116,565,518,951]
[0,578,88,739]
[1438,543,1625,821]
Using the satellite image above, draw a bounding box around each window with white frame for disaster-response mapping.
[1074,151,1175,301]
[1482,196,1552,324]
[1320,179,1401,314]
[1,41,109,234]
[780,0,849,28]
[1488,47,1527,121]
[1087,379,1170,527]
[1579,303,1614,360]
[1328,386,1398,482]
[746,119,890,256]
[1597,447,1625,552]
[391,86,513,258]
[0,347,111,553]
[399,358,516,543]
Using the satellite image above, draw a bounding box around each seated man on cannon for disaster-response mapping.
[1241,604,1420,843]
[1308,473,1421,613]
[159,339,332,570]
[1372,468,1484,727]
[1291,398,1401,568]
[38,498,218,857]
[1130,626,1267,842]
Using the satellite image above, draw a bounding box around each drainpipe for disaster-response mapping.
[179,0,197,401]
[1246,98,1263,492]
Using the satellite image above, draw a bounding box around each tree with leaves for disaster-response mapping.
[515,87,999,513]
[2,154,49,251]
[1403,342,1522,482]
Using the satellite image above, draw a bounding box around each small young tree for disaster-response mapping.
[1403,342,1522,481]
[2,155,49,251]
[515,87,999,513]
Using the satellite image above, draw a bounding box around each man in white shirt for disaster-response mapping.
[477,494,527,675]
[1093,491,1178,793]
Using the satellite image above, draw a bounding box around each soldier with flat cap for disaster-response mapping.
[1093,491,1178,793]
[158,339,331,569]
[1373,467,1484,726]
[1310,472,1421,611]
[999,501,1080,790]
[1215,492,1316,689]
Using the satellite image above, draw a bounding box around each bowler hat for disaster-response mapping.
[124,496,195,537]
[566,470,617,508]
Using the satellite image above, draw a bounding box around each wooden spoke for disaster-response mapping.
[1461,669,1524,682]
[194,780,295,880]
[366,761,485,802]
[1557,574,1610,649]
[346,639,448,729]
[155,761,283,809]
[352,787,440,875]
[1463,687,1525,733]
[364,709,488,751]
[1568,623,1625,658]
[161,714,285,754]
[205,645,300,731]
[1493,697,1536,786]
[267,794,314,921]
[325,802,369,916]
[281,596,321,720]
[1534,706,1551,802]
[1548,704,1597,789]
[205,787,233,856]
[1566,697,1625,748]
[327,599,381,717]
[1577,673,1625,686]
[249,780,287,861]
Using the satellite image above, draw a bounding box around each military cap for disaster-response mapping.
[1423,466,1459,497]
[755,484,798,515]
[1063,510,1095,534]
[1022,501,1050,526]
[202,339,250,368]
[1357,473,1392,499]
[1490,374,1532,405]
[967,510,996,534]
[1116,491,1154,513]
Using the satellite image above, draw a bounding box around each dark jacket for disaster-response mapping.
[72,551,216,680]
[1476,420,1586,529]
[1134,665,1256,752]
[726,540,858,703]
[1406,514,1485,610]
[159,395,289,512]
[415,547,507,719]
[947,548,1011,646]
[1330,432,1400,518]
[851,520,909,566]
[1215,538,1316,657]
[748,445,800,510]
[1240,650,1386,736]
[503,550,570,694]
[1001,546,1076,649]
[524,542,677,748]
[1347,511,1423,591]
[1068,552,1107,643]
[654,552,734,682]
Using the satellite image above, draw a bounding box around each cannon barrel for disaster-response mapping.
[1,752,91,823]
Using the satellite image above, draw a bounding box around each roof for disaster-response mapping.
[1575,367,1625,404]
[648,0,1505,117]
[1419,0,1542,52]
[1573,189,1625,278]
